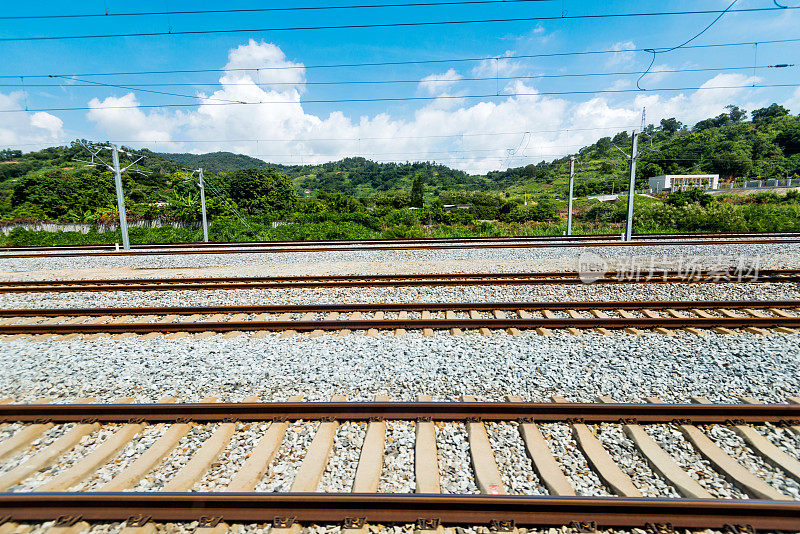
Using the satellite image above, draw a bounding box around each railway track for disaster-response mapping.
[2,232,800,259]
[0,398,798,530]
[1,300,798,338]
[1,269,796,293]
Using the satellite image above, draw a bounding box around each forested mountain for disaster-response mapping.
[159,151,269,174]
[1,103,798,224]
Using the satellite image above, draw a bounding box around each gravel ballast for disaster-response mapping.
[0,332,797,404]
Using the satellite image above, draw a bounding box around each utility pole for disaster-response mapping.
[110,145,131,251]
[198,168,209,243]
[76,143,147,252]
[624,130,639,242]
[567,156,575,236]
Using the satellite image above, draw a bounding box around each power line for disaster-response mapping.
[0,64,787,89]
[3,83,797,113]
[0,0,553,20]
[3,38,798,77]
[0,6,795,42]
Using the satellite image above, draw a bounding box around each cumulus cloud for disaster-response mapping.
[70,41,795,174]
[0,91,65,149]
[418,69,462,95]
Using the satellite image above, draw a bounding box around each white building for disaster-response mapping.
[649,174,719,193]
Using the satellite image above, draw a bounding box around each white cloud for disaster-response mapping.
[72,41,795,174]
[0,91,65,149]
[87,93,179,145]
[606,40,637,67]
[472,51,522,78]
[418,69,462,95]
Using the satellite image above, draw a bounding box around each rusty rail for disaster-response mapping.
[0,269,796,293]
[1,400,798,424]
[1,493,799,529]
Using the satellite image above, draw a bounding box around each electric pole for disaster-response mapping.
[198,168,209,243]
[624,130,639,242]
[110,145,131,251]
[567,156,575,236]
[75,142,148,252]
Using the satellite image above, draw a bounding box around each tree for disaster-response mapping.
[660,118,684,135]
[751,104,789,122]
[725,105,747,122]
[410,174,424,208]
[224,167,297,213]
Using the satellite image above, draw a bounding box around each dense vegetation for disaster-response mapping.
[1,103,799,246]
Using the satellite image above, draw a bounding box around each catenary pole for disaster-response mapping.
[567,156,575,235]
[624,130,638,242]
[110,144,130,251]
[198,168,209,242]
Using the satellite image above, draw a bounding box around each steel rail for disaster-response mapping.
[0,270,795,293]
[2,237,800,258]
[2,230,800,253]
[3,316,799,335]
[0,299,797,318]
[1,400,798,424]
[1,493,799,529]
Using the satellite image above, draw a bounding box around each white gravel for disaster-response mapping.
[10,424,123,492]
[1,241,798,273]
[485,421,547,495]
[0,332,797,404]
[436,422,479,494]
[254,420,319,492]
[378,421,415,493]
[540,423,610,496]
[318,422,366,492]
[0,423,77,475]
[131,423,217,491]
[591,423,679,497]
[2,282,799,310]
[702,424,800,499]
[76,423,167,490]
[645,424,748,499]
[192,421,271,491]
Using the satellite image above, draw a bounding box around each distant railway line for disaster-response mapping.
[1,231,800,258]
[1,300,798,338]
[1,269,797,293]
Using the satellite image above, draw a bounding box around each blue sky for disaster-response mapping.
[1,0,798,173]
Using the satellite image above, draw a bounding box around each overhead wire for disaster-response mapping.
[0,6,796,42]
[3,38,798,77]
[3,83,797,113]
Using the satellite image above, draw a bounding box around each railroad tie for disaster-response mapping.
[461,395,507,495]
[311,312,339,338]
[589,310,613,336]
[595,396,711,498]
[666,309,704,336]
[395,311,408,337]
[162,396,260,491]
[0,522,31,534]
[0,397,130,492]
[338,311,361,336]
[767,308,800,334]
[647,397,791,500]
[225,395,303,492]
[414,394,441,494]
[273,395,347,534]
[277,313,297,338]
[640,309,674,335]
[690,309,734,335]
[0,397,56,462]
[551,395,641,497]
[505,395,575,496]
[422,311,434,337]
[691,396,800,484]
[615,310,643,335]
[445,311,462,336]
[46,518,91,534]
[744,308,797,334]
[101,396,219,491]
[786,397,800,436]
[367,312,384,337]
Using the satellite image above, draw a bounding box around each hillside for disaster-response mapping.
[159,151,270,174]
